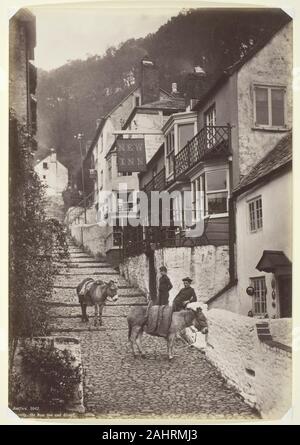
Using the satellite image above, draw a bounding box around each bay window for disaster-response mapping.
[166,130,175,177]
[178,123,194,151]
[191,167,229,219]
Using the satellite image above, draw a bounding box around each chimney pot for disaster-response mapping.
[172,83,178,94]
[140,57,160,105]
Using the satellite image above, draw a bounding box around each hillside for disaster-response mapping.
[36,7,290,175]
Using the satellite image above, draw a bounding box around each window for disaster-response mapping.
[166,130,175,176]
[178,123,194,151]
[251,277,267,316]
[43,162,48,169]
[254,85,285,128]
[205,105,216,148]
[43,175,46,179]
[135,96,140,107]
[118,172,132,177]
[152,165,157,178]
[248,196,263,232]
[192,168,228,218]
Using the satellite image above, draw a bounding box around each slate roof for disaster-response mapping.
[192,17,291,112]
[233,132,292,196]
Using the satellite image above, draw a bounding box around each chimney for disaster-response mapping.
[184,66,207,106]
[172,83,178,94]
[50,148,56,163]
[140,57,160,105]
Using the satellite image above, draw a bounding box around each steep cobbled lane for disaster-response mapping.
[49,239,258,419]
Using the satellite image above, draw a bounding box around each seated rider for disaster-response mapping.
[172,277,197,312]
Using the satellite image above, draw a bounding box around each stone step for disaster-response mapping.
[48,305,139,318]
[49,316,128,332]
[66,259,108,264]
[51,287,145,298]
[65,263,112,269]
[54,275,126,287]
[57,268,118,276]
[69,253,95,258]
[46,291,146,307]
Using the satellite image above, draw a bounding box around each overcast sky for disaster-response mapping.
[30,5,184,71]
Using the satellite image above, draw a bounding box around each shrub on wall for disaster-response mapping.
[11,342,81,412]
[9,110,69,340]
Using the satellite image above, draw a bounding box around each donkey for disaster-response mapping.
[127,302,208,360]
[76,277,118,327]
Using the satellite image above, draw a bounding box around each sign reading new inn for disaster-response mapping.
[117,138,147,172]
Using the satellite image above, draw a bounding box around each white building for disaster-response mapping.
[35,150,68,196]
[210,133,292,318]
[233,133,292,318]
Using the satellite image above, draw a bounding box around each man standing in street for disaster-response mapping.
[158,266,173,305]
[172,277,197,312]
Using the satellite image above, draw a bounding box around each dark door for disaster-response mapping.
[148,249,157,303]
[278,275,292,318]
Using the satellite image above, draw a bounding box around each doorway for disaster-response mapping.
[278,275,292,318]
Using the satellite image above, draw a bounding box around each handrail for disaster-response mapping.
[174,125,231,179]
[143,167,166,194]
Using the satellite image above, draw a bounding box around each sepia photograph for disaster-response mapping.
[5,0,298,425]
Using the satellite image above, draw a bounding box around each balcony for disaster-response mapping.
[174,125,231,179]
[143,168,166,194]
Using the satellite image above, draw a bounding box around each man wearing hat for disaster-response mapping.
[172,277,197,312]
[158,266,173,305]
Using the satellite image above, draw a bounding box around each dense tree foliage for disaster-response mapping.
[36,8,290,179]
[9,111,69,340]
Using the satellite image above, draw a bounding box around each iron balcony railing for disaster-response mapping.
[143,168,166,194]
[174,125,231,179]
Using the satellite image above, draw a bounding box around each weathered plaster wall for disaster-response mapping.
[156,246,230,304]
[35,154,68,196]
[235,171,292,317]
[120,254,149,296]
[120,245,229,302]
[208,285,239,313]
[130,111,168,162]
[237,22,292,177]
[71,223,108,257]
[206,309,292,418]
[269,318,292,347]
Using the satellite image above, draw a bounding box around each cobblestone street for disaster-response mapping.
[48,240,259,420]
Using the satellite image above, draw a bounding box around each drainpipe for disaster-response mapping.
[227,123,236,282]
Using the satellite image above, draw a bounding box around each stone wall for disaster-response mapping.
[208,284,239,312]
[10,336,85,414]
[120,253,149,296]
[269,318,292,347]
[206,309,292,419]
[120,245,229,302]
[9,18,28,121]
[71,223,107,258]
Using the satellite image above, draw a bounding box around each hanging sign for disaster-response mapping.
[116,138,147,172]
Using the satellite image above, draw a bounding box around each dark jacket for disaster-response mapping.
[172,287,197,312]
[158,275,173,305]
